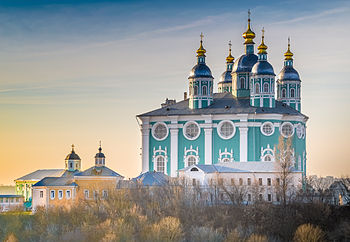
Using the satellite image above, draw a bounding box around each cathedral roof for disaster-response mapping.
[132,171,169,186]
[65,145,81,160]
[232,54,258,73]
[138,92,307,118]
[251,61,275,75]
[278,65,300,81]
[75,166,123,177]
[218,71,232,84]
[188,63,213,79]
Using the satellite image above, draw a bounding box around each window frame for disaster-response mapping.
[50,190,55,200]
[280,122,294,138]
[260,121,275,136]
[263,83,269,93]
[183,121,201,140]
[155,155,166,173]
[58,190,63,200]
[217,120,236,140]
[66,190,71,199]
[151,122,169,141]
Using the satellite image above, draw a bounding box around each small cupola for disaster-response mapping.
[188,33,214,109]
[95,143,106,167]
[65,144,81,171]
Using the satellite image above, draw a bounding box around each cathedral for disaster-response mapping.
[137,12,308,179]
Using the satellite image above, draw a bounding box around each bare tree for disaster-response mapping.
[274,136,295,206]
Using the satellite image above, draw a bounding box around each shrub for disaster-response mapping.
[293,224,325,242]
[191,226,224,242]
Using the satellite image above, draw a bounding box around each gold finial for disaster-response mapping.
[258,27,267,54]
[71,144,75,151]
[226,40,234,63]
[242,9,255,44]
[284,37,293,60]
[196,32,206,57]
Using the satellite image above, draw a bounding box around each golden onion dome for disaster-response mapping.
[226,41,234,63]
[196,32,206,57]
[257,28,267,54]
[242,10,255,44]
[284,37,293,60]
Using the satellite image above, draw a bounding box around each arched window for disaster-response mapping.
[290,88,295,98]
[281,88,286,98]
[263,83,269,93]
[255,83,260,94]
[202,86,207,95]
[240,77,245,89]
[156,156,165,173]
[194,86,198,95]
[187,156,197,167]
[264,155,272,162]
[222,158,230,163]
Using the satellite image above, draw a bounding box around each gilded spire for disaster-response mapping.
[71,144,75,152]
[284,37,293,60]
[258,27,268,54]
[226,41,234,63]
[242,9,255,44]
[196,32,206,57]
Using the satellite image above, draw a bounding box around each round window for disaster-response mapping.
[260,122,274,136]
[217,120,235,139]
[296,123,303,139]
[280,122,294,138]
[152,122,168,141]
[183,121,200,140]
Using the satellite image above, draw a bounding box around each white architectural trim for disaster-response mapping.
[183,121,201,140]
[260,144,275,162]
[280,121,295,138]
[184,146,199,167]
[260,121,275,136]
[151,122,169,141]
[239,127,248,162]
[152,146,168,175]
[218,148,234,163]
[141,121,150,173]
[217,120,236,139]
[170,128,179,177]
[204,128,212,164]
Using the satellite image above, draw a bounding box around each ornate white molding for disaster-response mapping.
[218,148,234,163]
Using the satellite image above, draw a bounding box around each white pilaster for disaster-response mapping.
[204,128,212,164]
[141,121,150,173]
[169,116,179,177]
[239,127,248,162]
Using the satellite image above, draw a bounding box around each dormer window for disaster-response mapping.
[190,167,199,171]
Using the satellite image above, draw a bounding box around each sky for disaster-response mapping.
[0,0,349,185]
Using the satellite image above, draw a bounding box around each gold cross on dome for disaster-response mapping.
[200,32,204,41]
[248,9,251,19]
[71,144,75,151]
[229,40,232,49]
[262,27,265,36]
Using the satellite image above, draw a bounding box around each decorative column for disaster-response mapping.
[204,128,212,164]
[239,127,248,162]
[169,120,179,177]
[141,121,150,173]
